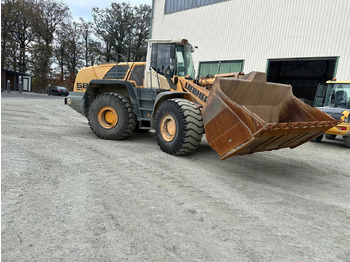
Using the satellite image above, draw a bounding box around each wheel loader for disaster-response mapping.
[312,80,350,147]
[65,38,338,159]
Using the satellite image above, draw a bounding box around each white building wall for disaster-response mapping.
[151,0,350,79]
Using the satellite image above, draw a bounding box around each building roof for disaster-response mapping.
[1,68,30,76]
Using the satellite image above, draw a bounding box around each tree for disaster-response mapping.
[1,0,151,93]
[1,0,36,72]
[92,7,113,62]
[31,0,70,92]
[131,4,151,61]
[53,19,102,89]
[1,0,16,70]
[63,21,83,84]
[85,41,104,67]
[92,2,150,63]
[12,0,36,73]
[79,18,97,67]
[53,25,67,83]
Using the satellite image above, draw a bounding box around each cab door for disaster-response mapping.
[144,43,172,90]
[313,83,327,107]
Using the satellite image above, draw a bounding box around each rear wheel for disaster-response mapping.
[311,134,323,142]
[88,93,136,140]
[155,98,203,155]
[325,134,336,140]
[345,136,350,148]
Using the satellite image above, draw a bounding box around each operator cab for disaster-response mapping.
[145,39,195,89]
[314,81,350,119]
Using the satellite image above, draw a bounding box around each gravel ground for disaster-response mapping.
[1,92,350,262]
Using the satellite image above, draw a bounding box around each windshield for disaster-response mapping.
[176,45,194,80]
[323,83,350,109]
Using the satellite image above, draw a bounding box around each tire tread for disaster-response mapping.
[88,93,136,140]
[155,98,204,155]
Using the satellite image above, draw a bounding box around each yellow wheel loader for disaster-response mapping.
[313,80,350,147]
[65,38,338,159]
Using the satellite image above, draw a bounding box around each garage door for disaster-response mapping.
[267,57,338,104]
[198,60,244,77]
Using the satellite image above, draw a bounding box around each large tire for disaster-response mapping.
[345,136,350,148]
[88,93,136,140]
[311,134,323,142]
[325,134,336,140]
[155,98,203,155]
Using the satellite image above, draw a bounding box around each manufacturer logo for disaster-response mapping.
[183,82,208,103]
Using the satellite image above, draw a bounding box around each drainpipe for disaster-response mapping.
[148,0,155,39]
[19,77,23,93]
[3,71,6,91]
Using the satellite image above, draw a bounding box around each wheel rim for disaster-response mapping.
[160,114,176,142]
[97,106,118,129]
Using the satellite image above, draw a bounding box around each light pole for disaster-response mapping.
[19,78,23,93]
[7,80,10,93]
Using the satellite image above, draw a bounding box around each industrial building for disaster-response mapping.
[1,69,32,92]
[150,0,350,103]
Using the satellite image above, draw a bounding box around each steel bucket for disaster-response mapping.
[202,72,339,159]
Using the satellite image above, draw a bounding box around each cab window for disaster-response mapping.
[129,65,145,86]
[151,44,176,75]
[104,65,128,79]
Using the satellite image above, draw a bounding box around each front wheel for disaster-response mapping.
[325,134,336,140]
[88,93,136,140]
[155,99,204,155]
[311,134,323,142]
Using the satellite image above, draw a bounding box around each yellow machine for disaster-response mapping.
[66,38,338,159]
[313,80,350,147]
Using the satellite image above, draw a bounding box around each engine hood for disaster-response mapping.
[317,107,345,120]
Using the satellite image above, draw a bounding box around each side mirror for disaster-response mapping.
[170,44,176,59]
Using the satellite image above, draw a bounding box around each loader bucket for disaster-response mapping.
[202,71,339,159]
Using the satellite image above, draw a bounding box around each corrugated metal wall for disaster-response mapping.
[151,0,350,79]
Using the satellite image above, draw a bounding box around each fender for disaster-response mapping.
[150,91,190,128]
[83,79,138,116]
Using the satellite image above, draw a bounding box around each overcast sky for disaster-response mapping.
[63,0,152,21]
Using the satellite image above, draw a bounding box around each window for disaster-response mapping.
[314,84,327,107]
[129,65,145,86]
[151,43,195,79]
[104,65,129,79]
[323,83,350,109]
[176,45,195,79]
[151,43,176,75]
[198,60,244,77]
[164,0,227,14]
